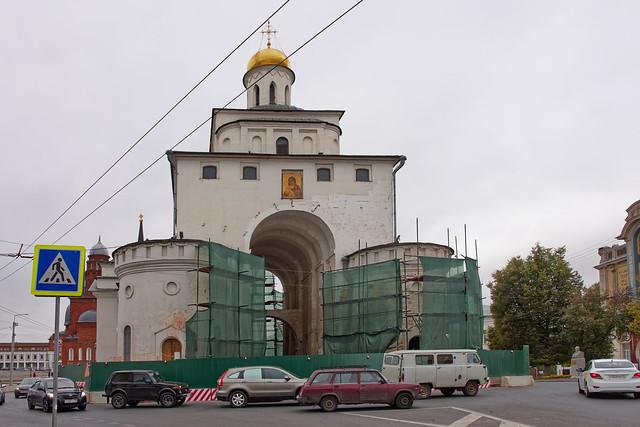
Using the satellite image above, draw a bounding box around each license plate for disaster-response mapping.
[64,399,77,404]
[607,374,626,379]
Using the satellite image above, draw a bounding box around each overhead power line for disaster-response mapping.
[0,305,52,330]
[0,0,365,284]
[0,0,291,274]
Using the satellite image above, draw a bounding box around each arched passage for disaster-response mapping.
[250,210,335,354]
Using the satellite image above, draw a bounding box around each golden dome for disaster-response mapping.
[247,47,291,71]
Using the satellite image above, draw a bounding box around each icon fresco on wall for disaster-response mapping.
[281,170,303,199]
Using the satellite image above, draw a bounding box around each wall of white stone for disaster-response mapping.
[173,155,398,262]
[210,110,342,155]
[112,242,203,361]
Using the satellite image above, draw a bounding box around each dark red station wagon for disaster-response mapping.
[297,368,421,412]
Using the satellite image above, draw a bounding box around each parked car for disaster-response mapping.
[15,377,40,398]
[27,377,87,412]
[103,370,189,409]
[216,366,306,408]
[578,359,640,398]
[297,368,421,412]
[381,349,489,397]
[1,383,5,405]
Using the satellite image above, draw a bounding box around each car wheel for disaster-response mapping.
[42,398,52,413]
[634,392,640,399]
[15,392,20,399]
[394,392,414,409]
[229,390,248,408]
[462,381,479,397]
[111,392,128,409]
[78,403,87,411]
[584,382,593,398]
[159,391,178,408]
[419,383,432,399]
[319,395,338,412]
[128,400,139,407]
[441,388,455,397]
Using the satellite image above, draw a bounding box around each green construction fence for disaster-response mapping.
[59,346,529,392]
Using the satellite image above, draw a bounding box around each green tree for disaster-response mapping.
[487,244,583,365]
[562,285,614,361]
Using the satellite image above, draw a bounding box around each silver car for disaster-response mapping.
[578,359,640,398]
[215,366,306,408]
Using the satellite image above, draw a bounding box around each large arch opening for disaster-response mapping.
[250,210,335,354]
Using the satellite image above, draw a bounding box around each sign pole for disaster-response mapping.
[52,296,60,427]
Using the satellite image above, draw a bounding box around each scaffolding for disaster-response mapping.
[322,259,402,354]
[186,242,266,358]
[419,256,483,349]
[264,271,284,356]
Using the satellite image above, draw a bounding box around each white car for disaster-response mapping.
[578,359,640,398]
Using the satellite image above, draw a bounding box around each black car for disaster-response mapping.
[27,377,87,412]
[1,383,6,405]
[103,370,189,409]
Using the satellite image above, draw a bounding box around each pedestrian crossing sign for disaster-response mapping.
[31,245,86,297]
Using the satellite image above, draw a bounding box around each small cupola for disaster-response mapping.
[243,22,295,109]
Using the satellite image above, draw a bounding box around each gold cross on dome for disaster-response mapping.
[261,21,277,48]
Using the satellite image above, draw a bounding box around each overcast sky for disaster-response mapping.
[1,1,638,342]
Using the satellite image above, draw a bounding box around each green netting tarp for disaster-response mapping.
[419,256,483,349]
[186,243,266,358]
[323,259,401,354]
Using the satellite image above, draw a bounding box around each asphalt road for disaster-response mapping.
[1,381,638,427]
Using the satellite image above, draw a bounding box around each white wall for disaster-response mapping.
[112,242,201,361]
[173,155,398,262]
[211,110,342,155]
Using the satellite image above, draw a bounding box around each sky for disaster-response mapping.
[1,1,638,342]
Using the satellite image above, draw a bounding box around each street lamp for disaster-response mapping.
[9,313,29,386]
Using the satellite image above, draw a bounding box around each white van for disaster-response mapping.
[381,349,489,397]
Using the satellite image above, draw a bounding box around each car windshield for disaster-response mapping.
[44,378,76,389]
[594,360,635,369]
[149,372,164,382]
[20,378,37,385]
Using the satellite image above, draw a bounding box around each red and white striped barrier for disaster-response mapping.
[480,379,491,389]
[186,388,217,402]
[75,381,86,390]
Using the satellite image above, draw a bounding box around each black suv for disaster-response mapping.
[104,370,189,409]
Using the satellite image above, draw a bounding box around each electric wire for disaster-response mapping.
[0,0,366,285]
[0,0,291,274]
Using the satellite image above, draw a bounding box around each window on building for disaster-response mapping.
[254,85,260,107]
[285,85,290,105]
[124,326,131,361]
[68,349,74,361]
[276,137,289,155]
[86,348,92,361]
[355,168,370,182]
[269,82,276,104]
[202,165,217,179]
[317,168,331,182]
[78,348,83,361]
[242,166,258,180]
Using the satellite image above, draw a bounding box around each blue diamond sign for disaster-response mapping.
[31,245,86,297]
